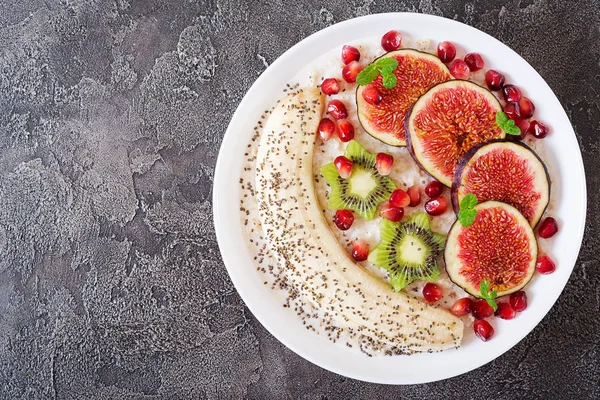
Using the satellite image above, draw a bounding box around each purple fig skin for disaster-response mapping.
[404,80,503,187]
[450,139,551,228]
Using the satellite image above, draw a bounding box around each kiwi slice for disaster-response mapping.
[368,213,446,291]
[321,140,396,220]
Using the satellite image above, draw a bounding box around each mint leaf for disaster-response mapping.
[375,57,399,70]
[356,65,379,86]
[382,73,396,89]
[458,193,478,226]
[496,111,522,136]
[479,280,498,311]
[460,193,478,209]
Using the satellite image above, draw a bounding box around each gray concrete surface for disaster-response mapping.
[0,0,598,398]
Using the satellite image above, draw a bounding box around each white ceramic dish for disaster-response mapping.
[213,13,586,384]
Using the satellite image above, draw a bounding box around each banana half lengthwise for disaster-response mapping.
[254,86,463,355]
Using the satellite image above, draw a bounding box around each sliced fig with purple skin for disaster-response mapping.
[356,49,452,147]
[452,140,550,227]
[445,201,537,297]
[405,80,505,187]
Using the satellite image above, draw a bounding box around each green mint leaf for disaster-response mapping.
[504,120,522,136]
[382,73,396,89]
[496,111,509,125]
[460,193,478,210]
[458,209,477,227]
[479,280,498,311]
[380,65,396,74]
[356,65,379,86]
[375,57,399,70]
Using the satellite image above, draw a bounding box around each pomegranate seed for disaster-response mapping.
[333,209,354,231]
[508,118,529,141]
[381,30,402,52]
[327,100,348,120]
[407,185,421,207]
[389,189,410,208]
[380,202,404,222]
[538,217,558,238]
[485,69,505,90]
[502,84,522,103]
[362,85,383,105]
[318,118,336,141]
[472,299,494,319]
[342,61,363,83]
[321,78,340,95]
[527,120,549,139]
[510,291,528,312]
[436,41,456,63]
[518,96,535,118]
[451,298,473,316]
[474,320,494,342]
[334,155,353,179]
[424,180,444,198]
[375,152,393,176]
[536,255,556,275]
[337,119,355,142]
[495,302,516,320]
[503,102,521,121]
[424,196,448,216]
[341,45,360,64]
[449,59,471,80]
[351,239,369,261]
[422,283,443,302]
[464,52,484,71]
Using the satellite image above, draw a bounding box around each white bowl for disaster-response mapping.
[213,13,586,384]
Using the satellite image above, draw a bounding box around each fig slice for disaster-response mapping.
[406,80,505,187]
[356,49,452,147]
[452,140,550,227]
[445,201,537,297]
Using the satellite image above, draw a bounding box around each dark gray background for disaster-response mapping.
[0,0,598,398]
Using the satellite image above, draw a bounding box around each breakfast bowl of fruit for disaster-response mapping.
[213,13,586,384]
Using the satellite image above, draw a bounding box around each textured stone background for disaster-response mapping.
[0,0,598,398]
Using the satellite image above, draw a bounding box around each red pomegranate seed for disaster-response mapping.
[472,299,494,319]
[474,320,494,342]
[495,302,516,320]
[436,41,456,63]
[424,196,448,216]
[381,30,402,52]
[351,239,369,261]
[342,61,363,83]
[407,185,421,207]
[362,85,383,105]
[375,152,394,176]
[503,102,521,121]
[451,298,473,316]
[527,120,549,139]
[449,59,471,80]
[389,189,410,208]
[538,217,558,238]
[518,96,535,118]
[341,45,360,64]
[424,180,444,198]
[510,291,528,312]
[337,119,355,142]
[485,69,505,90]
[318,118,336,141]
[334,155,353,179]
[380,202,404,222]
[333,209,354,231]
[536,255,556,275]
[508,118,529,141]
[321,78,340,95]
[464,52,484,71]
[422,283,443,302]
[502,84,522,103]
[327,100,348,120]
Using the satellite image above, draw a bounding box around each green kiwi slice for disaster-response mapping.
[321,140,396,220]
[368,213,446,291]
